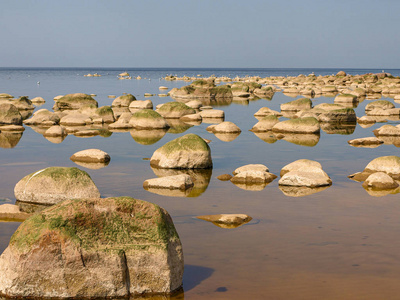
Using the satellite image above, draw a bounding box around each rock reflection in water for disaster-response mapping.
[44,135,67,144]
[363,186,400,197]
[232,97,249,105]
[150,167,212,197]
[196,214,252,229]
[277,133,320,147]
[72,160,110,170]
[252,131,278,144]
[0,131,23,149]
[231,182,269,191]
[321,123,356,135]
[130,129,168,145]
[213,132,241,142]
[279,185,330,197]
[16,200,51,214]
[166,119,193,134]
[200,117,224,124]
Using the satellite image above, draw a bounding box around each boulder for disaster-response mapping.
[199,109,225,119]
[230,170,277,184]
[94,106,115,123]
[216,174,233,181]
[185,100,203,109]
[196,214,252,228]
[129,100,153,110]
[0,204,30,222]
[143,174,194,190]
[336,71,347,76]
[60,113,92,126]
[14,167,100,205]
[317,108,356,123]
[362,172,399,190]
[54,93,98,110]
[43,125,68,137]
[150,134,212,169]
[31,97,45,104]
[129,109,169,129]
[280,98,312,111]
[250,115,279,132]
[272,117,320,134]
[348,137,383,146]
[373,125,400,136]
[254,107,282,117]
[179,113,202,123]
[233,164,270,175]
[279,165,332,187]
[365,100,395,112]
[0,197,183,297]
[0,104,22,125]
[70,149,110,163]
[280,159,322,177]
[364,156,400,178]
[208,121,241,133]
[156,102,196,119]
[334,94,358,103]
[0,96,34,110]
[111,94,136,107]
[23,109,60,126]
[108,112,133,130]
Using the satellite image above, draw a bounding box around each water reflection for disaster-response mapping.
[72,161,110,170]
[231,182,270,191]
[321,123,356,135]
[150,168,212,197]
[43,135,67,144]
[0,131,23,148]
[130,129,168,145]
[363,186,400,197]
[166,119,193,134]
[277,133,320,147]
[16,200,50,214]
[279,185,330,197]
[213,132,241,142]
[251,131,278,143]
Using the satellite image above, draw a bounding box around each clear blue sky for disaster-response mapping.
[1,0,399,68]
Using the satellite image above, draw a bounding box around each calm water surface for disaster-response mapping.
[1,68,400,299]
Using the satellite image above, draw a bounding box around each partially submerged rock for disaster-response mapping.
[143,174,194,190]
[362,172,399,190]
[280,98,312,111]
[150,134,212,169]
[348,156,400,181]
[14,167,100,206]
[196,214,252,228]
[250,115,280,132]
[373,125,400,136]
[279,164,332,188]
[0,204,31,222]
[207,121,241,133]
[43,125,68,137]
[156,102,196,119]
[23,109,60,126]
[348,137,383,147]
[53,93,98,110]
[111,94,136,107]
[70,149,110,163]
[280,159,322,177]
[0,197,183,297]
[0,104,22,125]
[272,117,320,134]
[129,109,169,129]
[230,170,277,184]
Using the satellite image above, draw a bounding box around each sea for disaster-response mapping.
[1,67,400,300]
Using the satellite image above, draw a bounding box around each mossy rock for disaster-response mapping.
[191,79,215,88]
[54,93,98,110]
[0,197,183,297]
[150,133,212,169]
[365,100,395,112]
[318,108,356,124]
[111,94,136,107]
[14,167,100,205]
[129,109,169,129]
[156,102,196,119]
[210,85,233,98]
[0,103,22,125]
[272,117,320,134]
[280,98,312,111]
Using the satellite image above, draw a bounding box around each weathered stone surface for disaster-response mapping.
[111,94,136,107]
[348,137,383,147]
[254,107,282,117]
[334,94,358,103]
[0,125,24,132]
[231,170,277,184]
[216,174,232,181]
[233,164,270,175]
[199,109,225,119]
[0,104,22,125]
[43,125,68,137]
[31,97,45,103]
[70,149,110,163]
[365,100,395,112]
[60,113,92,126]
[373,125,400,136]
[185,100,203,109]
[279,165,332,187]
[272,117,320,134]
[150,134,212,169]
[179,113,202,123]
[357,116,376,124]
[280,159,322,177]
[129,100,153,110]
[108,112,133,130]
[54,93,98,110]
[0,197,183,297]
[196,214,252,228]
[129,109,169,129]
[0,96,34,110]
[250,115,279,132]
[364,156,400,178]
[143,174,194,190]
[0,204,30,222]
[280,98,312,111]
[23,109,60,126]
[94,106,115,123]
[362,172,399,190]
[14,167,100,205]
[156,102,196,119]
[208,121,241,133]
[317,108,356,123]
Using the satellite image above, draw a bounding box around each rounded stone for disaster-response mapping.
[279,165,332,187]
[156,102,196,119]
[362,172,399,190]
[280,159,322,177]
[43,125,67,137]
[129,109,169,129]
[70,149,110,163]
[210,121,241,133]
[0,104,22,125]
[280,98,312,111]
[143,174,194,190]
[272,117,320,134]
[111,94,136,107]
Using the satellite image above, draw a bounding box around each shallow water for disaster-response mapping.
[1,68,400,299]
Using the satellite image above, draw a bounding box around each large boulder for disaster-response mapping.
[272,117,320,134]
[280,98,312,111]
[207,121,241,133]
[129,109,169,129]
[156,102,196,119]
[279,165,332,187]
[373,125,400,136]
[280,159,322,177]
[70,149,110,163]
[349,156,400,181]
[150,134,212,169]
[111,94,136,107]
[53,93,98,110]
[14,167,100,206]
[362,172,399,190]
[23,109,60,126]
[317,108,356,123]
[0,197,183,297]
[0,96,34,110]
[365,100,395,112]
[250,115,279,132]
[0,104,22,125]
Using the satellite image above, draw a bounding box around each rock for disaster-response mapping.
[233,164,270,175]
[357,116,376,124]
[129,109,169,129]
[14,167,100,206]
[373,125,400,136]
[0,96,34,110]
[60,113,92,126]
[150,133,212,169]
[208,121,241,133]
[279,165,332,187]
[336,71,347,76]
[365,100,395,112]
[0,204,30,222]
[0,125,24,132]
[108,112,133,130]
[159,86,169,90]
[54,93,98,110]
[0,104,22,125]
[70,149,110,163]
[334,94,358,103]
[196,214,252,228]
[0,197,183,297]
[129,100,153,110]
[348,137,383,147]
[317,108,357,123]
[280,159,322,177]
[143,174,194,190]
[230,170,277,184]
[199,109,225,119]
[364,156,400,179]
[321,86,338,93]
[280,98,312,111]
[23,109,60,126]
[94,106,115,123]
[362,172,399,190]
[179,113,202,123]
[111,94,136,107]
[31,97,45,104]
[254,107,282,117]
[156,102,196,119]
[0,93,13,98]
[217,174,232,181]
[185,100,203,109]
[272,117,320,134]
[43,125,68,137]
[250,115,279,132]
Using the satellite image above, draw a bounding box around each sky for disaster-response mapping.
[1,0,399,68]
